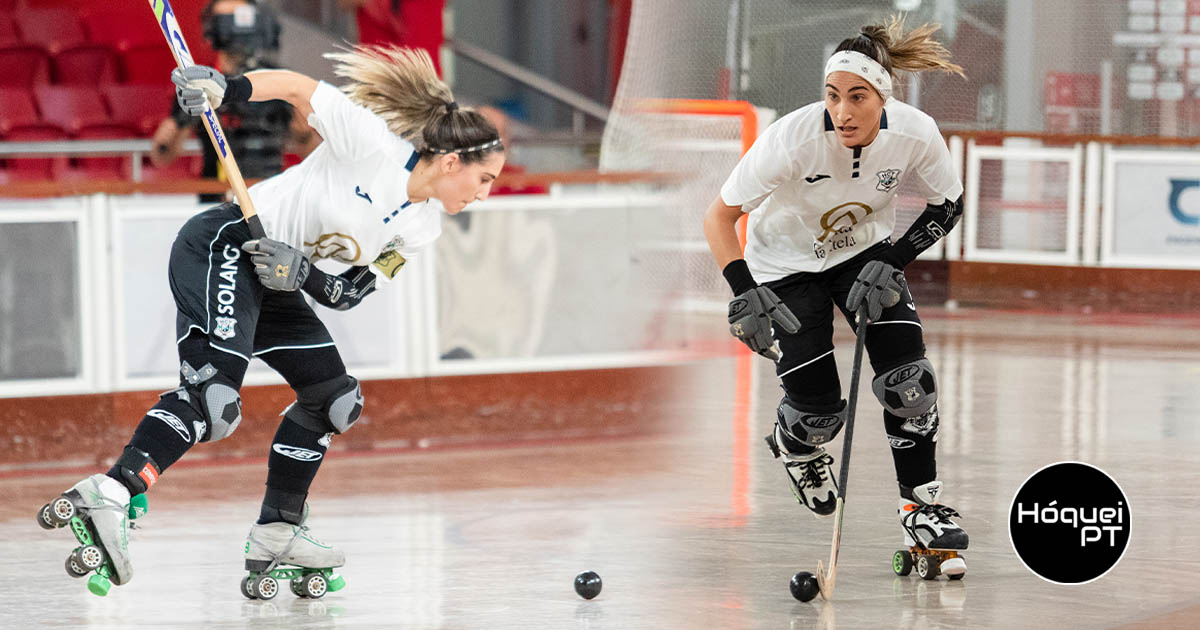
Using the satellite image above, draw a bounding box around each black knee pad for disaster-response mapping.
[777,396,847,446]
[112,446,162,495]
[872,357,937,418]
[170,361,243,443]
[283,374,364,435]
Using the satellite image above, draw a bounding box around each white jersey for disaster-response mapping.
[720,98,962,282]
[249,81,443,284]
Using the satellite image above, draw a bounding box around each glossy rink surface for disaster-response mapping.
[4,309,1200,629]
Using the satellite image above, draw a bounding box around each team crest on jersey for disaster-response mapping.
[876,168,903,192]
[213,316,237,340]
[382,234,404,253]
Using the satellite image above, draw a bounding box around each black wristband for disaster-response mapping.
[880,240,918,270]
[722,259,758,295]
[222,75,253,106]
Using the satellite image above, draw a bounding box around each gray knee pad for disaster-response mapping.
[777,397,847,446]
[284,374,364,435]
[174,361,243,443]
[872,357,937,418]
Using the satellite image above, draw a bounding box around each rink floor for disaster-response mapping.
[4,308,1200,629]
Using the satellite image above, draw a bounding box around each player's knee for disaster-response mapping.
[777,395,847,446]
[872,357,937,418]
[176,361,243,443]
[285,374,364,435]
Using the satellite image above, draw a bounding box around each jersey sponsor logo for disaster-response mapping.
[214,316,238,340]
[372,250,407,279]
[272,444,324,462]
[817,202,873,243]
[354,185,373,204]
[304,233,362,263]
[804,174,832,184]
[216,244,240,317]
[147,409,190,442]
[1168,179,1200,225]
[876,168,903,192]
[888,436,916,449]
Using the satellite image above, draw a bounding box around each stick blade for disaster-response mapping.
[816,560,834,601]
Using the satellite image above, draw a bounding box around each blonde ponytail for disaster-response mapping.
[324,45,503,162]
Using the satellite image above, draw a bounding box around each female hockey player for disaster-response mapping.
[703,17,969,578]
[38,46,504,596]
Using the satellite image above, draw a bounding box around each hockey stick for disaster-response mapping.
[815,305,868,601]
[146,0,266,239]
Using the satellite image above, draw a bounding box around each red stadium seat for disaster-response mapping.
[103,84,172,136]
[53,44,119,85]
[0,45,51,87]
[0,123,68,180]
[0,15,18,45]
[0,88,39,135]
[67,123,137,179]
[81,8,158,51]
[16,9,85,55]
[119,42,176,85]
[33,85,110,135]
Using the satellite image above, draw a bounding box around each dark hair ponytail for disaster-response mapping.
[835,14,965,80]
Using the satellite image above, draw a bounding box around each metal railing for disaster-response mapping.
[0,139,203,183]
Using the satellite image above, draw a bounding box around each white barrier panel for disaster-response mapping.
[1102,148,1200,269]
[0,190,684,398]
[963,139,1084,264]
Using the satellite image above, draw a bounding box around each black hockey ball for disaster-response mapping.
[790,571,819,602]
[574,571,602,600]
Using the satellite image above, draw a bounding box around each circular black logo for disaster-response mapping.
[1009,462,1131,584]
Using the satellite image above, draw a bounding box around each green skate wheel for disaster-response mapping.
[892,549,913,576]
[326,573,345,592]
[65,555,89,578]
[252,574,279,600]
[87,574,111,596]
[128,494,149,520]
[916,554,939,580]
[240,576,256,600]
[73,545,106,571]
[302,574,328,599]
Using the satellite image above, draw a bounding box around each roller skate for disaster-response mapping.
[891,480,968,581]
[765,424,838,517]
[241,510,346,600]
[36,473,148,596]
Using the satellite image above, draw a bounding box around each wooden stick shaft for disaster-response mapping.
[146,0,265,239]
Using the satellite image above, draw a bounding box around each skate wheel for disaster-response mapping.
[48,496,76,526]
[290,578,307,598]
[65,555,89,578]
[892,549,913,576]
[38,504,57,530]
[302,573,328,599]
[240,576,257,600]
[87,573,111,596]
[327,573,346,592]
[252,574,279,600]
[73,545,106,571]
[916,554,939,580]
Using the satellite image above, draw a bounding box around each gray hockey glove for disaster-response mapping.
[242,238,311,292]
[727,286,801,361]
[171,66,226,116]
[846,260,906,322]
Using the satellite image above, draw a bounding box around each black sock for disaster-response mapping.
[106,392,203,495]
[259,417,329,525]
[884,406,938,492]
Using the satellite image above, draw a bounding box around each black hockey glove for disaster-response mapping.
[846,260,906,322]
[242,238,311,292]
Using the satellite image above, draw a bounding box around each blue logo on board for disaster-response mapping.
[1168,179,1200,225]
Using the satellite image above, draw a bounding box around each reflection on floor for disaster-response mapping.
[5,309,1200,629]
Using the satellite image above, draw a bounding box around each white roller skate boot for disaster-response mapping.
[37,473,139,595]
[894,480,968,580]
[765,423,838,517]
[242,509,347,600]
